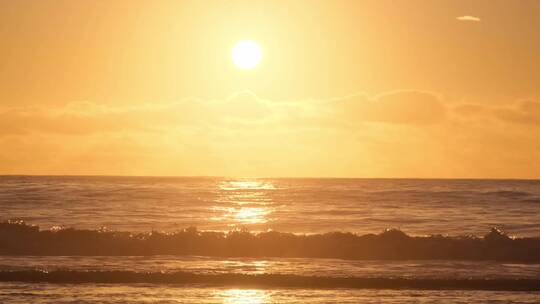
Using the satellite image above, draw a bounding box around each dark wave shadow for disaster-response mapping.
[1,221,540,261]
[1,270,539,291]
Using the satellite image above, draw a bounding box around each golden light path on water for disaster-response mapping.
[212,180,275,228]
[211,181,274,303]
[216,289,271,304]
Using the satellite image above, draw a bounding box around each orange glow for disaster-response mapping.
[217,289,270,304]
[0,1,539,178]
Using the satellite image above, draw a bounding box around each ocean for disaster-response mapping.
[1,176,540,303]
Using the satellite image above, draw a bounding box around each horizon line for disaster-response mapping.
[0,174,539,181]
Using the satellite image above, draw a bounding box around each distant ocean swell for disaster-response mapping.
[1,270,539,291]
[2,221,540,262]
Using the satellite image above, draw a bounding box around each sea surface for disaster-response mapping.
[1,176,540,303]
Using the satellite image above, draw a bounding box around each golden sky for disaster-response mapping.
[1,0,540,178]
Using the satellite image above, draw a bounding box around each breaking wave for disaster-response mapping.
[1,221,540,261]
[0,270,539,291]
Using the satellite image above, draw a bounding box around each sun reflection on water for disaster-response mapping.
[220,259,270,275]
[219,180,275,191]
[213,180,275,228]
[212,206,272,224]
[217,289,270,304]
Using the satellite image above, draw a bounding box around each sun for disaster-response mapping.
[231,40,262,69]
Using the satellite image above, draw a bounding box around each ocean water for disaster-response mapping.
[1,284,540,304]
[2,284,540,304]
[1,176,540,303]
[2,176,540,236]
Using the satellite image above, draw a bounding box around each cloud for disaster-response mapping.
[452,99,540,126]
[456,16,481,22]
[2,93,539,138]
[492,100,540,126]
[332,91,446,125]
[453,103,486,117]
[222,91,272,121]
[0,103,188,135]
[1,93,540,177]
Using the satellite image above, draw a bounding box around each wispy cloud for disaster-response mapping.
[1,92,540,177]
[456,15,481,22]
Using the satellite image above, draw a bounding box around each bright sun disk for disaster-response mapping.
[231,40,262,69]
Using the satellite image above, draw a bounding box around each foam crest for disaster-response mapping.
[0,270,539,291]
[1,221,540,261]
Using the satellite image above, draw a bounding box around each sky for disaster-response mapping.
[1,0,540,178]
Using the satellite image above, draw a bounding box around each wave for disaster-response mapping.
[1,221,540,261]
[0,270,539,291]
[481,190,533,198]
